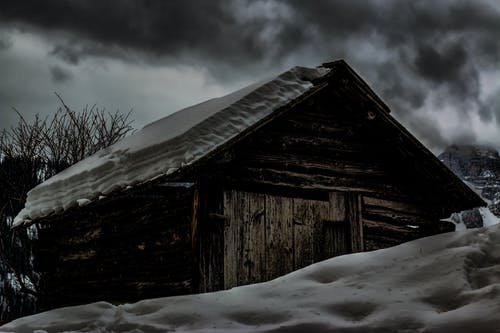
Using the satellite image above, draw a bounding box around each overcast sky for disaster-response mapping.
[1,0,499,153]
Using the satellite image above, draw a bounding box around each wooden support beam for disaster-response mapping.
[191,185,200,251]
[347,193,364,253]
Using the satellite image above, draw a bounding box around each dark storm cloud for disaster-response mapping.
[2,1,498,70]
[407,115,449,149]
[50,65,72,83]
[50,44,81,65]
[0,32,12,51]
[283,0,500,147]
[1,0,499,149]
[0,0,268,64]
[414,43,467,87]
[288,1,500,88]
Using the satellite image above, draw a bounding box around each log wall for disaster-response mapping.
[217,98,423,203]
[34,184,194,311]
[200,85,450,263]
[361,196,451,250]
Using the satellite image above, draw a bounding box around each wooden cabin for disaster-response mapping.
[21,60,484,311]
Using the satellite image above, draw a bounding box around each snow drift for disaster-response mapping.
[3,224,500,333]
[14,66,330,227]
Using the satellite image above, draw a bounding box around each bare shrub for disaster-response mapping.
[0,95,134,322]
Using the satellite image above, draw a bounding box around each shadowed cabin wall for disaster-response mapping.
[196,82,453,291]
[196,186,362,293]
[34,184,194,311]
[221,190,361,290]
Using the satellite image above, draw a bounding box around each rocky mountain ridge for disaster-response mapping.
[438,144,500,228]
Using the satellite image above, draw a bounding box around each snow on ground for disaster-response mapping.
[14,66,329,227]
[479,207,500,227]
[3,224,500,333]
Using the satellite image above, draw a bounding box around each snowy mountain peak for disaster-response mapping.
[440,144,500,178]
[439,144,500,228]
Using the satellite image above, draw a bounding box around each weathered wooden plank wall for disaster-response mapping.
[347,193,363,253]
[222,188,239,289]
[361,195,447,250]
[265,194,293,281]
[35,184,194,311]
[204,84,447,213]
[221,189,355,289]
[196,180,226,293]
[217,112,412,202]
[199,84,447,262]
[322,192,350,259]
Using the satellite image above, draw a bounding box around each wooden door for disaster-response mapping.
[291,197,329,270]
[223,190,362,289]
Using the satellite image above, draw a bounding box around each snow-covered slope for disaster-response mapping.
[3,225,500,333]
[14,66,329,227]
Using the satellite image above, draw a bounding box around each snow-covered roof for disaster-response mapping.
[14,66,330,226]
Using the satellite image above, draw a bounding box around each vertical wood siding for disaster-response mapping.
[222,189,358,289]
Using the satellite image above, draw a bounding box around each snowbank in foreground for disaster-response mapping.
[3,225,500,333]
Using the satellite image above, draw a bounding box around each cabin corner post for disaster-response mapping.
[191,185,200,252]
[347,193,364,252]
[194,178,225,293]
[191,183,200,293]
